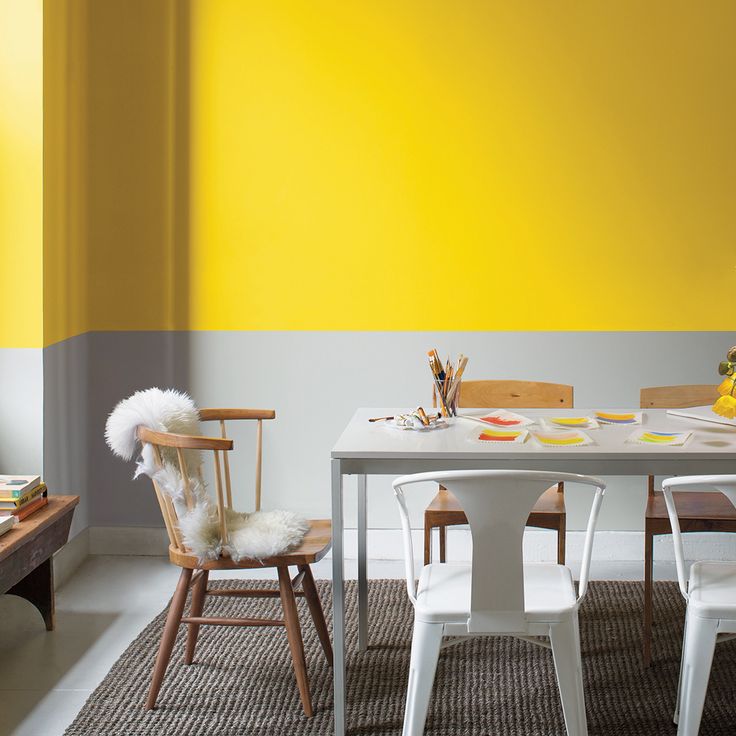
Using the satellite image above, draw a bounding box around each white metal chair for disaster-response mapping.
[661,474,736,736]
[393,469,606,736]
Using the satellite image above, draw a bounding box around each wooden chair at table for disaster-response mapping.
[425,380,573,566]
[640,385,725,667]
[139,408,332,716]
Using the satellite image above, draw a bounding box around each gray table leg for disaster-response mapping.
[357,474,368,652]
[331,459,346,736]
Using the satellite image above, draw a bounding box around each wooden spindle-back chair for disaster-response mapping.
[425,380,573,565]
[139,408,332,716]
[640,385,726,667]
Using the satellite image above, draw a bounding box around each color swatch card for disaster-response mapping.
[594,411,642,426]
[477,428,529,443]
[474,410,535,428]
[540,416,600,431]
[627,430,692,446]
[531,430,594,447]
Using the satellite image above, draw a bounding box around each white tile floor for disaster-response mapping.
[0,555,675,736]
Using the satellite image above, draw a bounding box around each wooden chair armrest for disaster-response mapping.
[199,408,276,422]
[137,426,233,451]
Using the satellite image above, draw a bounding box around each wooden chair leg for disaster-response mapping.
[146,567,192,710]
[424,520,432,566]
[299,564,333,665]
[439,525,447,563]
[557,516,566,566]
[184,570,209,665]
[277,565,313,717]
[643,528,654,667]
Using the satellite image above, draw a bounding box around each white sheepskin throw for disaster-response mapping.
[178,507,310,563]
[105,387,201,480]
[105,388,308,562]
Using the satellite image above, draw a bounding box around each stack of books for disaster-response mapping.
[0,476,47,532]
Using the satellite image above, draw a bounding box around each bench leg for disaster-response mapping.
[8,556,55,631]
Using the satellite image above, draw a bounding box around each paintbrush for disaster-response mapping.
[429,360,451,416]
[369,412,441,424]
[445,355,468,411]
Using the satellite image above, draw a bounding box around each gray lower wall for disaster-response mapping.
[43,332,189,536]
[0,347,43,474]
[41,330,736,538]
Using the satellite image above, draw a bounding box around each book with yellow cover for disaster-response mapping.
[0,483,46,511]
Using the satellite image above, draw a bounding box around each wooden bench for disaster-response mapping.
[0,495,79,630]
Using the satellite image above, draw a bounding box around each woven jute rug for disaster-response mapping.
[64,579,736,735]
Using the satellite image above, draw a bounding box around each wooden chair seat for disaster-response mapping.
[646,492,736,528]
[170,519,332,569]
[426,485,565,521]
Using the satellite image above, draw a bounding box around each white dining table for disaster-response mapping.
[330,407,736,736]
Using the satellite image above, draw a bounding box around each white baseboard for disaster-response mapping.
[77,525,736,564]
[339,528,736,563]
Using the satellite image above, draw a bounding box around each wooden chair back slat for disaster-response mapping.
[640,384,719,409]
[199,408,275,421]
[457,380,574,409]
[213,449,228,543]
[138,426,232,451]
[175,447,194,511]
[150,444,181,549]
[163,492,185,549]
[219,420,234,509]
[255,419,263,512]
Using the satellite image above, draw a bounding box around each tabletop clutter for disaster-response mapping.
[366,349,709,447]
[369,349,468,430]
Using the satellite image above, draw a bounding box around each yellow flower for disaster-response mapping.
[713,395,736,419]
[717,376,736,396]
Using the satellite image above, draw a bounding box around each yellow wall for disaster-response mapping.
[0,0,43,348]
[32,2,736,346]
[43,0,188,347]
[188,0,736,331]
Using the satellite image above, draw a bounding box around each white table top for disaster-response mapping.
[332,408,736,475]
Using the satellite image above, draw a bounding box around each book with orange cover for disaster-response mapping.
[13,492,48,521]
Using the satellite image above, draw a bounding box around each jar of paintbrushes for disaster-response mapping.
[428,350,468,417]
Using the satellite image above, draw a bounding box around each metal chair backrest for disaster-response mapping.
[661,475,736,600]
[393,469,605,633]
